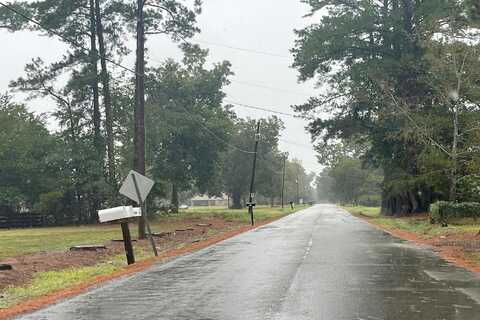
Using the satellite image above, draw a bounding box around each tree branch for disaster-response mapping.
[145,3,176,20]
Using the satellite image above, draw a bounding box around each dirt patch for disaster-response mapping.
[0,248,123,291]
[359,216,480,274]
[0,217,278,319]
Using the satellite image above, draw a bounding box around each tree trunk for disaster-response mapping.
[88,0,103,218]
[88,0,102,160]
[135,0,146,238]
[231,192,242,209]
[381,187,428,216]
[94,0,115,187]
[171,183,179,213]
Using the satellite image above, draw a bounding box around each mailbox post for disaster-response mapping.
[120,220,135,265]
[98,206,142,265]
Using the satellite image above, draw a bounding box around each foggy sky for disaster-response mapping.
[0,0,322,173]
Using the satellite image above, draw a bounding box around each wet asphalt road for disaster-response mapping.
[18,205,480,320]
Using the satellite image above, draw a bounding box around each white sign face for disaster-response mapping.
[98,206,142,223]
[119,170,154,203]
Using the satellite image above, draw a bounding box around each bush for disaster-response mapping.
[430,201,480,224]
[457,175,480,202]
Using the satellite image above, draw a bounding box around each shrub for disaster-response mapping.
[430,201,480,224]
[457,175,480,202]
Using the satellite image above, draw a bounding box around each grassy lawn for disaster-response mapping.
[341,205,480,238]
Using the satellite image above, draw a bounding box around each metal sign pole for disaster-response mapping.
[131,173,158,257]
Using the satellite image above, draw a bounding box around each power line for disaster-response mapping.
[279,139,314,150]
[226,100,314,120]
[193,39,290,59]
[148,55,309,97]
[175,105,256,154]
[229,79,310,97]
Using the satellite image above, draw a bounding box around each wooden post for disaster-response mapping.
[120,221,135,265]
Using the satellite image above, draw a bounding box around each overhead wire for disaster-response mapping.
[225,100,315,121]
[192,39,291,59]
[148,55,311,97]
[228,79,310,97]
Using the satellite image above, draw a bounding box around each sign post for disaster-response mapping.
[131,173,158,257]
[119,170,158,257]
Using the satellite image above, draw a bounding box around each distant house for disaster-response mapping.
[190,194,228,207]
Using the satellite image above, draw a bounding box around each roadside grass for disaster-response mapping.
[339,205,380,218]
[0,248,151,309]
[0,204,309,309]
[341,205,480,238]
[177,204,308,224]
[0,260,120,308]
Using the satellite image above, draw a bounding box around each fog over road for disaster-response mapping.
[18,205,480,320]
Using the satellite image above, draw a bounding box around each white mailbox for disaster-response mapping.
[98,206,142,223]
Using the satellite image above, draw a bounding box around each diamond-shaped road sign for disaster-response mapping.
[119,170,154,204]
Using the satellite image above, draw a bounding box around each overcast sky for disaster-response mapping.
[0,0,323,174]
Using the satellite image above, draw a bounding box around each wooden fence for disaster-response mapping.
[0,213,46,229]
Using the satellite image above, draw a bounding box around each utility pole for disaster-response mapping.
[281,153,287,209]
[296,166,300,204]
[134,0,146,239]
[247,121,261,226]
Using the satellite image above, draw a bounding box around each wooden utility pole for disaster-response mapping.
[296,166,300,204]
[134,0,146,239]
[247,121,261,226]
[281,154,286,209]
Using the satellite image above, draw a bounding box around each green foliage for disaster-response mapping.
[457,175,480,202]
[145,44,233,210]
[221,117,290,208]
[0,0,205,222]
[430,201,480,223]
[316,156,382,206]
[0,95,59,212]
